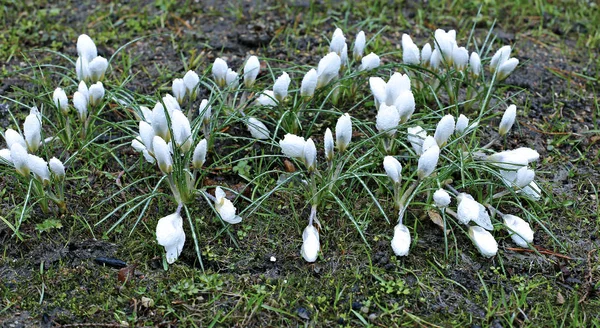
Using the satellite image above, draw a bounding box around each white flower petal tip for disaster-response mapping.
[156,212,185,264]
[391,224,411,256]
[499,104,517,136]
[469,226,498,258]
[279,134,306,159]
[434,114,455,147]
[503,214,534,247]
[301,225,320,262]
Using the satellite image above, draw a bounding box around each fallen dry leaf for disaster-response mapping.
[427,210,451,235]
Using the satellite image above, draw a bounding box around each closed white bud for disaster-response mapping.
[73,91,88,121]
[225,68,239,88]
[359,52,380,71]
[10,143,29,176]
[421,136,437,153]
[429,49,442,70]
[497,58,519,80]
[301,225,320,262]
[455,114,469,135]
[153,136,172,174]
[172,78,186,104]
[300,69,318,98]
[49,157,65,179]
[199,99,212,125]
[468,226,498,258]
[88,82,105,107]
[469,52,481,77]
[369,77,387,106]
[279,134,306,158]
[28,154,50,185]
[421,43,432,67]
[247,117,270,140]
[77,34,97,61]
[53,88,69,114]
[24,107,42,153]
[324,128,334,162]
[394,90,416,123]
[303,138,317,172]
[401,34,420,65]
[212,58,228,87]
[499,104,517,136]
[376,104,400,136]
[329,28,346,55]
[151,103,169,142]
[335,113,352,152]
[503,214,534,247]
[273,72,291,102]
[433,189,451,208]
[434,114,455,147]
[407,126,427,155]
[192,139,207,169]
[88,56,108,82]
[417,144,440,179]
[391,223,411,256]
[383,156,402,184]
[215,187,242,224]
[162,94,180,114]
[316,52,341,88]
[385,72,411,106]
[4,128,26,150]
[171,110,193,152]
[353,31,366,61]
[183,70,200,97]
[243,55,260,88]
[156,212,185,264]
[452,46,469,71]
[78,81,89,100]
[75,56,90,81]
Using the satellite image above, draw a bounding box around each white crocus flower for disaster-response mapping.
[243,55,260,88]
[394,90,416,123]
[300,69,318,98]
[23,107,42,153]
[455,114,469,135]
[469,226,498,258]
[273,72,291,102]
[75,56,90,81]
[335,113,352,152]
[77,34,98,62]
[88,56,108,82]
[498,104,517,136]
[456,193,493,230]
[383,156,402,184]
[53,88,69,114]
[385,72,411,106]
[417,144,440,179]
[171,110,193,152]
[433,114,455,147]
[497,58,519,80]
[10,143,29,176]
[469,52,481,77]
[329,28,346,55]
[225,68,239,88]
[215,187,242,224]
[78,81,89,99]
[153,136,172,174]
[520,181,542,200]
[324,128,334,162]
[88,82,105,107]
[199,99,212,125]
[452,46,469,71]
[162,94,180,114]
[433,189,451,208]
[301,224,320,262]
[255,90,278,107]
[212,58,228,87]
[316,52,341,88]
[49,157,65,180]
[359,52,380,71]
[407,126,427,155]
[376,104,400,137]
[421,136,437,153]
[353,31,366,61]
[183,70,200,97]
[156,211,185,264]
[304,138,317,172]
[139,121,155,154]
[73,91,88,121]
[172,78,186,104]
[0,148,11,164]
[279,134,306,159]
[433,29,457,66]
[490,45,512,72]
[192,139,207,169]
[151,103,169,142]
[401,34,420,65]
[4,129,26,150]
[340,43,348,67]
[503,214,534,247]
[421,43,432,67]
[391,223,411,256]
[28,154,50,185]
[247,117,270,140]
[429,49,442,70]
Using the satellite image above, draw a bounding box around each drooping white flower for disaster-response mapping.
[469,226,498,258]
[301,224,320,262]
[49,157,66,179]
[243,55,260,88]
[171,110,193,152]
[433,189,451,208]
[456,193,493,230]
[498,104,517,136]
[303,138,317,172]
[469,52,481,77]
[153,136,172,174]
[433,114,455,147]
[192,139,207,169]
[353,31,366,61]
[452,46,469,71]
[88,56,108,82]
[10,143,29,176]
[23,107,42,153]
[156,211,185,264]
[215,187,242,224]
[279,134,306,158]
[77,34,98,62]
[225,68,239,88]
[383,156,402,184]
[503,214,534,247]
[172,78,186,104]
[376,104,400,137]
[212,58,228,87]
[455,114,469,135]
[255,90,278,107]
[88,82,105,107]
[330,28,346,55]
[359,52,380,71]
[73,91,88,121]
[391,223,411,256]
[183,70,200,97]
[4,128,26,150]
[488,148,539,168]
[335,113,352,152]
[53,88,69,114]
[407,126,427,155]
[497,58,519,80]
[247,117,270,140]
[324,128,334,162]
[316,52,341,88]
[273,72,291,102]
[395,90,416,123]
[421,43,432,67]
[199,99,212,125]
[300,69,318,98]
[417,144,440,179]
[401,34,420,65]
[28,154,50,185]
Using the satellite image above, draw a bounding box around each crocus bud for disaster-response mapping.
[335,113,352,152]
[469,52,481,77]
[498,104,517,136]
[369,77,386,107]
[162,94,180,114]
[376,104,400,136]
[139,121,155,153]
[301,225,320,262]
[4,129,26,150]
[10,143,29,176]
[497,58,519,80]
[273,72,291,102]
[421,136,437,153]
[215,187,242,224]
[300,69,318,98]
[340,43,348,66]
[88,56,108,82]
[226,68,239,88]
[324,128,334,162]
[402,34,420,65]
[212,58,228,87]
[192,139,207,169]
[73,91,88,121]
[199,99,212,125]
[407,126,427,155]
[0,148,12,163]
[385,72,411,106]
[152,103,170,142]
[456,193,493,230]
[24,107,42,153]
[433,114,455,147]
[383,156,402,184]
[279,134,306,158]
[353,31,366,61]
[417,144,440,179]
[78,81,89,100]
[171,110,193,152]
[153,136,172,174]
[28,154,50,185]
[183,70,200,97]
[391,223,411,256]
[88,82,105,107]
[316,52,341,88]
[359,52,380,71]
[329,28,346,55]
[247,117,270,140]
[468,226,498,258]
[455,114,469,135]
[256,90,278,107]
[243,55,260,88]
[49,157,66,180]
[156,212,185,264]
[304,138,317,172]
[77,34,98,62]
[75,56,90,81]
[429,49,442,70]
[172,78,186,104]
[421,43,432,67]
[503,214,534,247]
[452,46,469,71]
[490,45,512,72]
[53,88,69,114]
[394,90,416,123]
[433,189,451,208]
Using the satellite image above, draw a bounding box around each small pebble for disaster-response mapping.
[270,256,276,262]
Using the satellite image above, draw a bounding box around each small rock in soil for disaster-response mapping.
[296,307,310,320]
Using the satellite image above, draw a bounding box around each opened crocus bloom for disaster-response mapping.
[215,187,242,224]
[301,224,320,262]
[456,193,493,230]
[156,211,185,264]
